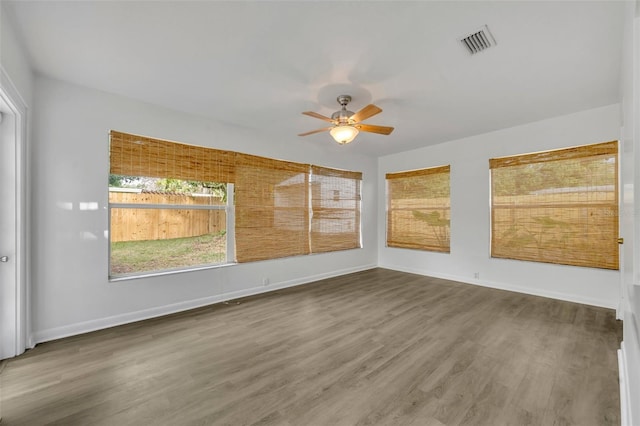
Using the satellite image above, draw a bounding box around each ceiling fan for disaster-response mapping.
[299,95,394,144]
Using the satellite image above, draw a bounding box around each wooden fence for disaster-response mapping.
[109,191,226,242]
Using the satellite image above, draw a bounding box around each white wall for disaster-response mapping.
[30,76,378,343]
[1,5,33,106]
[378,104,621,309]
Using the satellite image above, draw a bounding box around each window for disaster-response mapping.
[490,141,618,269]
[310,166,362,253]
[234,160,363,262]
[109,131,235,277]
[109,131,363,278]
[386,165,451,252]
[234,153,310,262]
[108,185,231,276]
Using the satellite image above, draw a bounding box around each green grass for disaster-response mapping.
[110,232,226,276]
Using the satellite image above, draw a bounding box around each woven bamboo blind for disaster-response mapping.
[490,141,618,269]
[310,166,362,253]
[110,131,363,263]
[386,165,450,252]
[235,153,311,262]
[109,131,235,183]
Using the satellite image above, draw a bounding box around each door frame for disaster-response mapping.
[0,67,29,358]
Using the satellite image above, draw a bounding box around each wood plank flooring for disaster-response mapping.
[1,268,622,425]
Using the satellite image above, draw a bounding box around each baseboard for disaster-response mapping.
[618,342,632,426]
[32,263,376,344]
[31,293,222,344]
[378,264,616,309]
[216,263,377,302]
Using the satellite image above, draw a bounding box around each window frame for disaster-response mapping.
[108,130,363,279]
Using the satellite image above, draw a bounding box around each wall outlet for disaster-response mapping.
[474,272,480,279]
[262,277,270,286]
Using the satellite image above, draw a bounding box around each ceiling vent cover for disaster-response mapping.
[460,25,496,55]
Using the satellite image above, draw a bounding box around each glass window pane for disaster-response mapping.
[310,173,361,253]
[110,207,227,277]
[490,141,618,269]
[386,166,451,253]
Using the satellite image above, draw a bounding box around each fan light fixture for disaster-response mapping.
[330,125,359,144]
[299,94,394,144]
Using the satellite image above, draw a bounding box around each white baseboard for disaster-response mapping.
[32,294,222,344]
[32,264,376,344]
[378,263,616,309]
[30,262,613,344]
[618,342,632,426]
[216,263,377,302]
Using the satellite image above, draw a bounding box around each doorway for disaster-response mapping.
[0,69,28,359]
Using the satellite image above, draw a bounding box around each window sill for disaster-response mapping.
[109,262,237,283]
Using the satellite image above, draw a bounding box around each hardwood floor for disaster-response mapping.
[1,269,622,425]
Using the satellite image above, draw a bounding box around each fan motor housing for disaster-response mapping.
[331,109,355,123]
[332,95,355,123]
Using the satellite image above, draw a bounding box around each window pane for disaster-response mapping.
[490,141,618,269]
[108,175,227,204]
[310,168,361,253]
[235,154,310,262]
[235,169,310,262]
[386,166,450,252]
[110,207,227,276]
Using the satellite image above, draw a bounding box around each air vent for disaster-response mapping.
[460,25,496,55]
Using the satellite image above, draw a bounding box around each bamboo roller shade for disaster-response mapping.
[310,165,362,253]
[489,140,617,168]
[110,131,363,263]
[490,141,618,270]
[386,165,451,253]
[386,165,450,180]
[312,165,363,181]
[235,155,311,263]
[110,131,236,183]
[235,152,310,174]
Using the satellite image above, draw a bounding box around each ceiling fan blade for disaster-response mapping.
[350,104,382,123]
[302,111,335,123]
[357,124,395,135]
[298,127,333,137]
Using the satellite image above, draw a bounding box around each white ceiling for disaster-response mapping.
[5,1,625,157]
